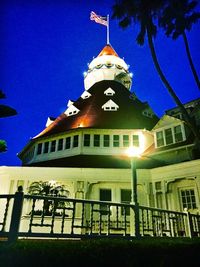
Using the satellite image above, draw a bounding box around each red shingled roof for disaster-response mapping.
[34,80,159,139]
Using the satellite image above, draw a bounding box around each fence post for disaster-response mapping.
[8,186,24,243]
[185,209,193,238]
[134,203,140,239]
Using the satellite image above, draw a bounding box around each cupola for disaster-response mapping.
[84,44,132,90]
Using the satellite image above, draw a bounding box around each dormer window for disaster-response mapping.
[104,87,115,96]
[102,100,119,111]
[46,117,55,127]
[67,100,74,107]
[143,110,153,118]
[155,124,185,148]
[64,105,80,117]
[81,91,91,99]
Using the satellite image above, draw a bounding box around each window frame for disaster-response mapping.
[180,188,197,210]
[83,134,90,147]
[103,135,110,147]
[132,135,139,147]
[123,135,129,147]
[36,143,43,155]
[65,136,71,149]
[58,138,64,151]
[93,134,100,147]
[113,135,120,147]
[121,189,131,216]
[50,140,56,152]
[155,124,185,148]
[43,142,49,154]
[73,135,79,148]
[99,189,112,215]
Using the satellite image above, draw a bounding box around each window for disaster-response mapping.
[123,135,129,147]
[103,135,110,147]
[84,134,90,147]
[37,143,42,155]
[143,110,153,118]
[113,135,119,147]
[104,87,115,96]
[156,125,185,148]
[100,189,111,215]
[165,128,173,145]
[121,189,131,215]
[102,100,119,111]
[156,131,164,147]
[65,137,71,149]
[132,135,139,147]
[155,181,161,190]
[73,135,79,147]
[94,134,100,147]
[44,142,49,153]
[181,189,197,210]
[50,140,56,152]
[174,125,183,142]
[58,139,63,151]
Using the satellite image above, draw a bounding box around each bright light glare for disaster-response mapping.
[126,146,142,158]
[49,180,56,186]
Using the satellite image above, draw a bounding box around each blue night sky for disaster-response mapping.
[0,0,200,166]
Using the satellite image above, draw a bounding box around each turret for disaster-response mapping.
[84,44,132,90]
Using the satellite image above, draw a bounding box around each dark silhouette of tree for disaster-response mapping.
[0,90,17,152]
[112,0,200,143]
[28,181,69,215]
[159,0,200,90]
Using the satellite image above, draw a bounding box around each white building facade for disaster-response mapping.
[1,44,200,216]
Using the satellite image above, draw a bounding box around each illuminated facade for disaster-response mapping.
[0,44,200,214]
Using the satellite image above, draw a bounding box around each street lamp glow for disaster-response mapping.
[126,146,142,158]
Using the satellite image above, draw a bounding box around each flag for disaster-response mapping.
[90,11,108,27]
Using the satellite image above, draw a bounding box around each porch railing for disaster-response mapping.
[0,189,199,242]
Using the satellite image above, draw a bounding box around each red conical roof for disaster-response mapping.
[98,44,119,57]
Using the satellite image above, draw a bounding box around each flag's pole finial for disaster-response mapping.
[107,14,110,45]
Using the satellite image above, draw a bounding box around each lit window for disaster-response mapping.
[37,143,42,155]
[94,134,100,147]
[132,135,139,147]
[73,135,79,147]
[123,135,129,147]
[84,134,90,147]
[58,139,63,151]
[181,189,197,210]
[103,135,110,147]
[156,131,164,147]
[100,189,111,215]
[65,137,71,149]
[50,140,56,152]
[121,189,131,215]
[174,125,183,142]
[113,135,120,147]
[44,142,49,153]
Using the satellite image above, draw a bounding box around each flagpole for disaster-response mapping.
[107,14,110,44]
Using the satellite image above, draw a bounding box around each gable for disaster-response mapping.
[81,91,91,99]
[104,87,115,96]
[102,99,119,111]
[64,104,80,116]
[153,115,184,131]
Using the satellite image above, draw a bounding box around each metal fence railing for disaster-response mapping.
[0,189,199,242]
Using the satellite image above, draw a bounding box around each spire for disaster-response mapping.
[98,44,119,57]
